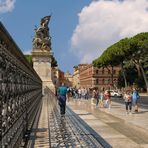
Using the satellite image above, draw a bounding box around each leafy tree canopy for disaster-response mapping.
[93,32,148,67]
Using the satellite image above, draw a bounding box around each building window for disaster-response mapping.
[108,70,111,74]
[104,79,108,84]
[96,79,99,84]
[96,70,99,74]
[113,70,116,74]
[108,79,110,84]
[102,79,104,84]
[102,69,104,74]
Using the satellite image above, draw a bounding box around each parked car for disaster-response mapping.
[110,90,122,97]
[104,90,122,97]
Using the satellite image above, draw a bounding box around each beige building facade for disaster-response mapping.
[72,66,80,88]
[64,71,73,87]
[78,64,121,90]
[72,64,89,89]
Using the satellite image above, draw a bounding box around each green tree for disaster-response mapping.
[93,38,131,87]
[93,32,148,92]
[130,33,148,92]
[25,54,33,66]
[51,55,58,67]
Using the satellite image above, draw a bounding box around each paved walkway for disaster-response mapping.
[28,95,111,148]
[67,98,148,148]
[28,95,148,148]
[27,96,50,148]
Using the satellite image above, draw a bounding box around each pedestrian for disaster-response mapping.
[91,89,97,105]
[67,87,72,102]
[132,88,140,112]
[81,87,85,99]
[84,88,88,99]
[123,90,132,115]
[78,88,81,99]
[95,89,99,107]
[73,88,78,99]
[99,90,104,108]
[57,83,68,116]
[104,90,111,109]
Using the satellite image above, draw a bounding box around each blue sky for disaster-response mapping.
[1,0,148,73]
[0,0,91,73]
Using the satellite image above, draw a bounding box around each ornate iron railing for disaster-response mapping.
[0,22,42,148]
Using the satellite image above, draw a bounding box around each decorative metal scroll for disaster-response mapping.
[0,22,42,148]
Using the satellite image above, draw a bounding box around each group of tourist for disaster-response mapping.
[91,89,112,109]
[91,87,140,114]
[57,83,140,116]
[123,88,140,114]
[67,87,89,99]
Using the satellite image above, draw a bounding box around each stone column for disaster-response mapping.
[32,49,55,95]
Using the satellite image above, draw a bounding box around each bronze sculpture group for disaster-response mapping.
[32,15,51,51]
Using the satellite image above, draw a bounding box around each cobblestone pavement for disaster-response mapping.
[67,99,148,148]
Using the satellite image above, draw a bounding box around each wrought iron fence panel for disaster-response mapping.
[0,22,42,148]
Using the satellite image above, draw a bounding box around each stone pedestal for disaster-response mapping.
[32,49,55,95]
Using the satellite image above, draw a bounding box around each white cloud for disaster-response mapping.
[23,49,31,55]
[70,0,148,63]
[0,0,16,14]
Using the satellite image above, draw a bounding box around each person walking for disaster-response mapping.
[91,89,97,105]
[123,90,132,115]
[104,90,111,109]
[57,83,68,116]
[99,90,104,108]
[132,88,140,112]
[91,88,99,107]
[95,89,99,107]
[78,88,81,99]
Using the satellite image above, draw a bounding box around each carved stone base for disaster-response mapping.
[42,80,55,95]
[32,49,55,94]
